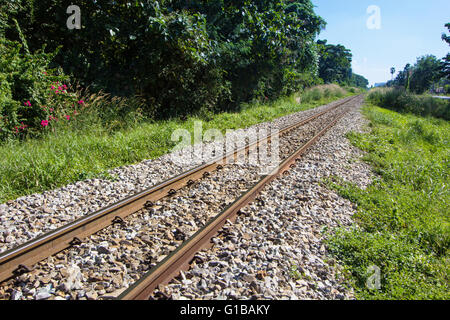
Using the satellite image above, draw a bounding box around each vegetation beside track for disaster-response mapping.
[367,88,450,120]
[326,102,449,300]
[0,85,360,204]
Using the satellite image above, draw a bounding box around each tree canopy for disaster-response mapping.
[389,55,444,94]
[317,39,352,84]
[387,23,449,93]
[409,55,443,93]
[316,40,368,88]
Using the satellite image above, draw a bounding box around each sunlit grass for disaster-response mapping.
[326,103,449,300]
[0,86,358,203]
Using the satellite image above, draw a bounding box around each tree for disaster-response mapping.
[317,40,352,84]
[442,23,450,79]
[392,63,411,88]
[0,0,374,115]
[409,55,443,94]
[2,0,326,116]
[390,67,396,80]
[350,73,369,89]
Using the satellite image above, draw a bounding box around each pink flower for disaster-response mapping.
[65,115,70,120]
[49,108,54,112]
[51,86,55,90]
[24,101,31,106]
[58,86,62,91]
[41,120,49,127]
[78,100,85,105]
[73,110,79,115]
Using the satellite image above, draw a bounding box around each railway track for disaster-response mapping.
[0,95,360,300]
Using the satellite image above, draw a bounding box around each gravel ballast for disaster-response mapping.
[0,97,353,254]
[0,96,373,300]
[150,96,373,300]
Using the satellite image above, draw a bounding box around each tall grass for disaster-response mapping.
[300,84,348,103]
[367,88,450,120]
[0,86,356,203]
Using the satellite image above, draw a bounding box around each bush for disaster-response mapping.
[367,88,450,120]
[0,25,78,140]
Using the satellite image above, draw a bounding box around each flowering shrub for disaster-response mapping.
[0,34,79,140]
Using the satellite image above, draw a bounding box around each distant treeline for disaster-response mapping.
[317,40,369,89]
[386,23,450,94]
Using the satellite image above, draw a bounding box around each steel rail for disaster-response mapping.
[119,107,352,300]
[0,95,358,283]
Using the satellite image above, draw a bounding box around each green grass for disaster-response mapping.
[0,87,358,203]
[367,88,450,120]
[325,103,449,300]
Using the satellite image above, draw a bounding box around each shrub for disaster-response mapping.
[367,88,450,120]
[0,26,77,140]
[444,84,450,94]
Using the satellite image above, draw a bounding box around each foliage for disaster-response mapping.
[409,55,444,94]
[317,39,352,84]
[300,84,347,103]
[315,39,368,88]
[0,20,77,140]
[367,88,450,120]
[2,0,326,118]
[390,63,412,89]
[389,24,449,91]
[327,104,450,300]
[349,73,369,89]
[0,0,363,147]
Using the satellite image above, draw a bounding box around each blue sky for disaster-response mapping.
[312,0,450,86]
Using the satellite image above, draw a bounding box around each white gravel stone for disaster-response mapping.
[0,96,372,301]
[0,97,354,255]
[149,96,373,300]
